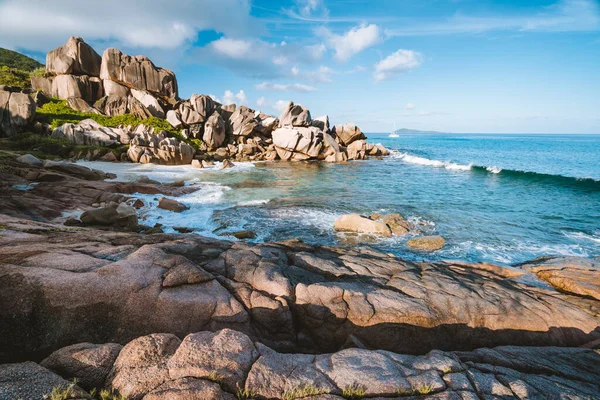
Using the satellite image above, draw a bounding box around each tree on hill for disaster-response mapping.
[0,48,43,71]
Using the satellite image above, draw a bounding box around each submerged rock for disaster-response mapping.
[158,197,189,213]
[333,213,392,237]
[407,235,446,251]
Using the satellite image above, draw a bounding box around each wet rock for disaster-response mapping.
[371,213,411,235]
[222,159,235,169]
[407,236,446,251]
[158,197,189,213]
[80,202,137,228]
[191,159,203,168]
[333,213,392,237]
[232,230,256,239]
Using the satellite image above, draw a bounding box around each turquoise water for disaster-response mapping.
[80,133,600,265]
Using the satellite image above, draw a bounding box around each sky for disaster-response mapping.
[1,0,599,134]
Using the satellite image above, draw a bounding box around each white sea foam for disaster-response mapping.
[486,166,502,174]
[563,231,600,245]
[238,199,270,206]
[393,152,472,171]
[76,160,255,184]
[268,207,339,232]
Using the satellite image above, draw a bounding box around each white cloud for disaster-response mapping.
[274,100,291,112]
[319,23,383,62]
[222,89,247,106]
[256,82,317,92]
[373,49,423,81]
[386,0,600,36]
[196,37,326,78]
[405,103,415,110]
[256,96,267,108]
[296,0,329,18]
[290,66,334,83]
[0,0,258,51]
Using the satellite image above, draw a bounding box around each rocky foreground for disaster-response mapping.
[0,155,600,399]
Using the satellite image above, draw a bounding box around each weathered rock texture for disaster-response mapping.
[1,206,598,363]
[0,89,36,136]
[5,331,600,399]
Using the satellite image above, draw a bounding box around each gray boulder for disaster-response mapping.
[128,130,195,165]
[333,123,366,146]
[0,90,36,136]
[272,126,323,160]
[278,101,311,127]
[100,48,178,100]
[46,36,102,77]
[40,342,123,389]
[203,111,226,150]
[228,105,258,137]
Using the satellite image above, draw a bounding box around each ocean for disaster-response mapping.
[78,133,600,265]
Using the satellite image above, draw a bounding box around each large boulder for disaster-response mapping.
[333,123,366,146]
[0,90,36,136]
[228,105,258,137]
[130,89,165,118]
[0,362,88,400]
[100,48,178,100]
[46,36,102,77]
[333,213,392,237]
[51,74,103,102]
[128,130,195,165]
[190,94,214,120]
[40,342,123,390]
[203,111,226,150]
[278,101,311,127]
[272,126,323,161]
[80,202,138,228]
[52,118,131,146]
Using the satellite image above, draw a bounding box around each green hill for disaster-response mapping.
[0,48,44,89]
[0,48,43,71]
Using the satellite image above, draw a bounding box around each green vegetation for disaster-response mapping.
[0,65,32,88]
[0,131,119,160]
[413,383,434,395]
[43,381,79,400]
[44,380,128,400]
[89,388,128,400]
[341,384,366,399]
[0,48,43,71]
[35,98,203,150]
[235,386,257,400]
[0,48,45,90]
[282,384,330,400]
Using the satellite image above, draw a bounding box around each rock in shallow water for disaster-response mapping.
[333,213,392,237]
[158,197,189,213]
[407,235,446,251]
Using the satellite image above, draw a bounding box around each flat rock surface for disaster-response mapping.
[1,212,599,363]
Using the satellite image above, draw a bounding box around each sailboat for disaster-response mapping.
[389,122,399,138]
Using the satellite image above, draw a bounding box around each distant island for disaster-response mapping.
[394,128,449,134]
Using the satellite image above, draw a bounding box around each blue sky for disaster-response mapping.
[1,0,599,133]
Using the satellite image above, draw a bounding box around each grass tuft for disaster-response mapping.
[235,385,257,400]
[43,381,79,400]
[282,384,329,400]
[341,384,366,399]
